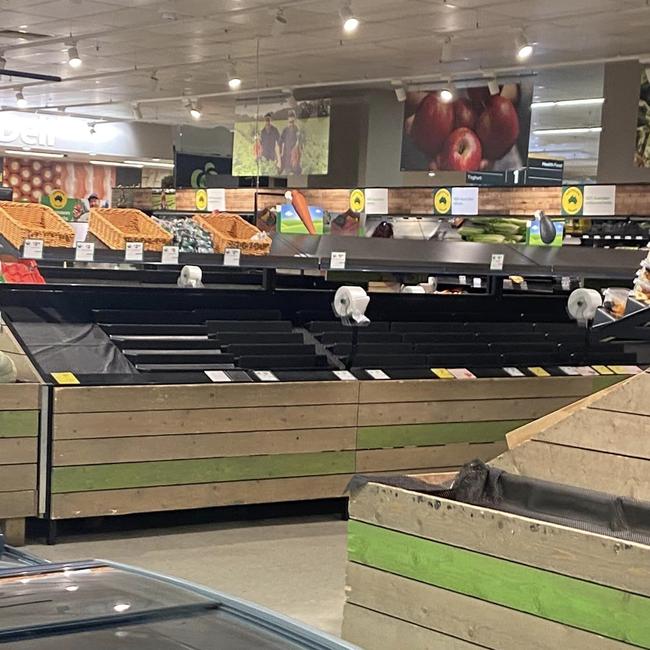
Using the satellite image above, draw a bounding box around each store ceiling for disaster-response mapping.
[0,0,647,128]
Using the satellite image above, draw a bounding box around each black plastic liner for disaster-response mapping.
[350,460,650,545]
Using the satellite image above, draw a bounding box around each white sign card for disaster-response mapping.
[364,188,389,215]
[366,369,390,380]
[490,253,504,271]
[254,370,279,382]
[125,242,144,262]
[504,367,525,377]
[161,245,179,265]
[223,248,241,267]
[583,185,616,216]
[330,251,347,270]
[333,370,357,381]
[23,239,43,260]
[473,277,482,289]
[451,187,479,215]
[204,370,232,382]
[207,188,226,212]
[75,241,94,262]
[450,368,477,380]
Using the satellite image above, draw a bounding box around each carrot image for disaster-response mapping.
[286,190,316,234]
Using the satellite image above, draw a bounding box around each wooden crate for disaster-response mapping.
[344,478,650,650]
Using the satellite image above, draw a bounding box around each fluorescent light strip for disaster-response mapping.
[129,161,174,169]
[532,98,605,108]
[89,160,143,168]
[4,149,65,159]
[533,127,602,135]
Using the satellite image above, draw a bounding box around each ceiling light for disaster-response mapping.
[515,31,533,61]
[188,99,202,120]
[90,160,144,168]
[67,44,82,68]
[441,36,452,63]
[272,7,288,36]
[439,80,456,103]
[340,2,360,33]
[533,127,602,135]
[394,86,407,102]
[132,103,143,119]
[227,62,241,90]
[531,98,605,108]
[275,8,288,25]
[113,603,131,613]
[4,150,65,159]
[88,122,96,135]
[15,90,27,109]
[130,160,174,168]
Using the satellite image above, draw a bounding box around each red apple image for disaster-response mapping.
[476,95,520,160]
[405,91,427,117]
[410,92,455,157]
[440,128,482,171]
[454,97,478,130]
[467,86,491,111]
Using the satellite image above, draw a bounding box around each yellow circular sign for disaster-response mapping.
[49,189,67,210]
[349,189,365,213]
[195,189,208,211]
[562,186,584,216]
[434,188,452,215]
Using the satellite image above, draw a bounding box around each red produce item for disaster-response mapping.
[410,92,455,157]
[287,190,316,235]
[440,128,483,171]
[454,97,478,130]
[476,95,520,160]
[1,260,45,284]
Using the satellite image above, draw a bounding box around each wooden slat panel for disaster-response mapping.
[0,490,36,518]
[342,603,484,650]
[345,564,631,650]
[492,441,650,502]
[590,372,650,416]
[0,465,36,492]
[0,384,39,410]
[54,381,360,414]
[350,483,650,597]
[535,408,650,457]
[358,376,598,404]
[51,474,352,519]
[54,403,358,438]
[348,520,650,647]
[0,438,37,465]
[356,441,506,473]
[52,451,355,493]
[0,411,38,438]
[358,396,576,427]
[53,428,357,465]
[357,419,529,449]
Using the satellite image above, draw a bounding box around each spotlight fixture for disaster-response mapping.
[515,31,533,61]
[275,7,288,25]
[0,53,6,70]
[132,103,143,119]
[340,1,359,34]
[272,7,288,36]
[188,100,202,120]
[67,43,82,68]
[15,89,27,109]
[394,86,407,102]
[487,78,500,95]
[88,122,97,135]
[227,61,241,90]
[439,80,456,103]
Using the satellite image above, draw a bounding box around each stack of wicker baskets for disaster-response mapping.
[89,208,173,252]
[0,201,75,248]
[194,212,271,256]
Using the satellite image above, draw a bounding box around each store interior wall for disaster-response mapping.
[173,125,233,157]
[598,60,647,183]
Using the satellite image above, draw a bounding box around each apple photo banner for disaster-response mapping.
[400,81,533,173]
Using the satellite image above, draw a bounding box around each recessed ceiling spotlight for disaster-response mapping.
[440,80,456,103]
[15,90,27,109]
[340,1,360,34]
[67,42,82,68]
[515,31,534,61]
[227,61,241,90]
[188,100,202,120]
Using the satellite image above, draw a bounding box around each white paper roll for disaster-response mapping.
[567,288,602,324]
[177,265,203,288]
[401,285,426,294]
[333,286,370,325]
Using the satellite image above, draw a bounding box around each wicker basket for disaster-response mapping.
[89,208,173,252]
[194,212,271,256]
[0,201,75,248]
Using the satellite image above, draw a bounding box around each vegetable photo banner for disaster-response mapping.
[232,98,331,177]
[400,81,533,173]
[635,69,650,167]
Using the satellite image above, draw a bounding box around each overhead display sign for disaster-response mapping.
[583,184,616,216]
[451,187,479,215]
[364,188,388,214]
[232,98,330,177]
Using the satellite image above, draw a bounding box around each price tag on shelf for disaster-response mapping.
[561,276,571,291]
[161,245,179,265]
[333,370,357,381]
[51,372,79,385]
[223,247,241,267]
[472,277,482,289]
[592,365,614,375]
[458,275,467,285]
[432,368,454,379]
[204,370,232,383]
[559,366,581,376]
[450,368,477,380]
[23,239,43,260]
[124,242,144,262]
[576,366,598,376]
[330,251,347,270]
[504,367,525,377]
[75,241,94,262]
[366,369,390,380]
[609,365,643,375]
[254,370,279,382]
[207,188,226,212]
[529,366,550,377]
[490,253,504,271]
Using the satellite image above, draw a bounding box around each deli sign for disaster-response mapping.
[0,113,56,148]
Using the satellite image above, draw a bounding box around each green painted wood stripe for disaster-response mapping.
[0,411,38,437]
[348,520,650,647]
[593,375,625,391]
[52,450,355,493]
[357,419,530,449]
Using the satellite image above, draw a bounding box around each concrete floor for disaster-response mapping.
[25,516,348,637]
